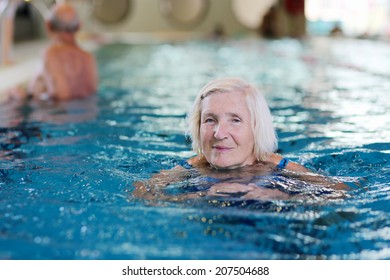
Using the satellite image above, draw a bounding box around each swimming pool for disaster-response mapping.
[0,37,389,259]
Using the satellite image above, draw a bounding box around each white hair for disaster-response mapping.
[46,3,80,33]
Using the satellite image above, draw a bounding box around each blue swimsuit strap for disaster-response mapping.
[276,158,289,169]
[180,161,193,170]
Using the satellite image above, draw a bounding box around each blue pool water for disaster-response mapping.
[0,37,389,259]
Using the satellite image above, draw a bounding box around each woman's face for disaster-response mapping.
[200,90,256,169]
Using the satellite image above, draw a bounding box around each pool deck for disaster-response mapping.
[0,39,44,102]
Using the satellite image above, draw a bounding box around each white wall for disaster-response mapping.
[75,0,250,37]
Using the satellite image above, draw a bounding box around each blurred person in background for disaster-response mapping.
[5,2,98,101]
[27,2,98,101]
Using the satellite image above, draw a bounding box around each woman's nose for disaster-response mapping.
[214,122,229,139]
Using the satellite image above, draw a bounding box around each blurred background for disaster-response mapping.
[3,0,390,44]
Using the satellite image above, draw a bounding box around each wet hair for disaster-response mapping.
[187,77,278,161]
[46,7,80,33]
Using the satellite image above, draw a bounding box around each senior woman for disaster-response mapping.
[186,77,305,171]
[133,78,348,201]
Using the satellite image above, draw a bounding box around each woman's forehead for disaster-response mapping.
[201,91,250,114]
[202,89,245,101]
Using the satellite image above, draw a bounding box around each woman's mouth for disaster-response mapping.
[212,145,233,152]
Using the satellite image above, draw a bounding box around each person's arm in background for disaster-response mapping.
[86,53,98,94]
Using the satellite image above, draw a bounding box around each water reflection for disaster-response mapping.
[0,97,99,161]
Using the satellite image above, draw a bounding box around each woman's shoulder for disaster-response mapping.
[186,156,208,168]
[266,153,308,172]
[267,153,283,165]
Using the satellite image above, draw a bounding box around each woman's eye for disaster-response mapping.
[204,118,215,123]
[232,118,241,123]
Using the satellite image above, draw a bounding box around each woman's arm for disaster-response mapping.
[268,153,350,191]
[132,165,188,200]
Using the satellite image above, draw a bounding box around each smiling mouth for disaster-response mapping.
[212,146,233,152]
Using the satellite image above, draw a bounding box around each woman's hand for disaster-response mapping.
[207,182,290,200]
